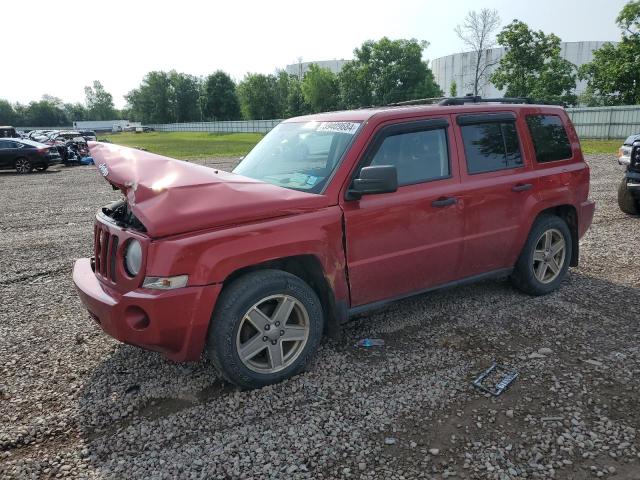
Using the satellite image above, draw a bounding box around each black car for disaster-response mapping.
[618,140,640,215]
[0,138,62,173]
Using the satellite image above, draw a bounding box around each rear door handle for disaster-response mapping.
[431,197,456,207]
[512,183,533,192]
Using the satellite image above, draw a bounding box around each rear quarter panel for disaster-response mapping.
[515,107,592,245]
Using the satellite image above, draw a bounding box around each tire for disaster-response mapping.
[618,177,640,215]
[206,269,324,389]
[14,157,32,174]
[511,214,573,296]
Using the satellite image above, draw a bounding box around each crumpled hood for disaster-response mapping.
[89,142,329,238]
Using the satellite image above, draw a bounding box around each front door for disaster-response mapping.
[341,116,465,307]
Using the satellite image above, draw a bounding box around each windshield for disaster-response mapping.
[233,121,361,193]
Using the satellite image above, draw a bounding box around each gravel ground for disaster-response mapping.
[0,154,638,480]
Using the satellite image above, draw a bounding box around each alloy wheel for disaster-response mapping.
[236,294,310,373]
[15,158,31,174]
[532,228,566,284]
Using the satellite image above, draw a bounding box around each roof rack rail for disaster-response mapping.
[437,95,534,106]
[386,97,445,107]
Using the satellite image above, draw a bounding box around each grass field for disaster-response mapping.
[101,132,263,159]
[580,139,622,155]
[101,131,621,160]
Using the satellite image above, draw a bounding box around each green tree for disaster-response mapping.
[490,20,577,105]
[84,81,116,120]
[0,99,19,125]
[301,64,339,113]
[285,77,310,117]
[126,71,173,123]
[22,96,68,126]
[578,1,640,105]
[450,80,458,97]
[168,71,201,122]
[202,70,241,120]
[236,73,280,120]
[337,37,442,107]
[64,103,88,122]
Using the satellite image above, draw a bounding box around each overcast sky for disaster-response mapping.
[1,0,627,108]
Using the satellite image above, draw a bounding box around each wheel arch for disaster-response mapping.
[222,254,345,339]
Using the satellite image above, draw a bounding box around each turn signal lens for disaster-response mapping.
[617,148,623,158]
[142,275,189,290]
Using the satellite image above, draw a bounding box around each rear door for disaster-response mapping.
[341,115,465,307]
[453,112,537,278]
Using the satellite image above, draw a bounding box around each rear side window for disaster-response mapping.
[526,115,572,162]
[369,128,450,185]
[460,122,523,174]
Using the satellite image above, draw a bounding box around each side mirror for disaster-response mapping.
[348,165,398,200]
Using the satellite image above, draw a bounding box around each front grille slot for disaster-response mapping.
[94,223,118,283]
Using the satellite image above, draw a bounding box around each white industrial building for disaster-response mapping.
[431,41,615,98]
[285,59,349,78]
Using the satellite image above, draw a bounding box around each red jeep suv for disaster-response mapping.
[73,98,595,389]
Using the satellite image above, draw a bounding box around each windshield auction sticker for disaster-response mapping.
[317,122,360,135]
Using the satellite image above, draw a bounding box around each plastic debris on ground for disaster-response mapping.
[356,338,385,348]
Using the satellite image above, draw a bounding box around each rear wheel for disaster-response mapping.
[511,214,572,296]
[618,177,640,215]
[15,157,32,174]
[206,269,324,389]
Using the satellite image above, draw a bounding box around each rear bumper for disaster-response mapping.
[578,199,596,239]
[73,258,222,362]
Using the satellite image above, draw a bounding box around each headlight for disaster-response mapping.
[124,239,142,276]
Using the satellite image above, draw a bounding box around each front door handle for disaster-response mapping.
[512,183,533,192]
[431,197,457,208]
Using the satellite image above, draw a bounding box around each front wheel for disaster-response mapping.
[618,177,640,215]
[511,214,572,296]
[206,270,324,389]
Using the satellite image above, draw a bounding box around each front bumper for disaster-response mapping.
[73,258,222,362]
[625,169,640,197]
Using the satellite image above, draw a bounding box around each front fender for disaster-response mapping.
[145,207,349,304]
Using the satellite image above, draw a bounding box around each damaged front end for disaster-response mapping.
[101,199,146,233]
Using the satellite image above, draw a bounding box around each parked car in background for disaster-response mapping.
[27,130,53,143]
[618,138,640,215]
[45,131,89,162]
[0,126,20,138]
[79,130,97,141]
[74,97,595,389]
[617,134,639,167]
[0,138,61,173]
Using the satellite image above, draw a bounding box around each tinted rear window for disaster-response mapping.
[461,122,523,174]
[526,115,572,162]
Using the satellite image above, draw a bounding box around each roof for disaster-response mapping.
[283,102,566,124]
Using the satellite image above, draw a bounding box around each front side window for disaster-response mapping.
[234,121,360,193]
[369,128,450,185]
[461,122,523,174]
[526,115,572,162]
